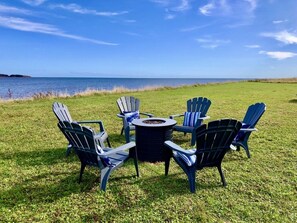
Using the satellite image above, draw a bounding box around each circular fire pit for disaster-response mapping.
[132,118,176,162]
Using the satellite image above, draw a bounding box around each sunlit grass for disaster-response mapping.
[0,81,296,222]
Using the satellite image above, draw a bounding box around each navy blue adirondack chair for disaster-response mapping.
[170,97,211,146]
[116,96,153,142]
[58,121,139,191]
[232,102,266,158]
[53,102,111,156]
[164,119,242,193]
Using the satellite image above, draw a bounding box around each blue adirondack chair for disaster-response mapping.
[164,119,242,193]
[170,97,211,146]
[116,96,153,142]
[232,102,266,158]
[58,121,139,191]
[53,102,111,156]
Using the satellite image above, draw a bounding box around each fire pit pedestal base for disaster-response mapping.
[132,118,176,162]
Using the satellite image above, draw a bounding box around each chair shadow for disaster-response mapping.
[288,99,297,103]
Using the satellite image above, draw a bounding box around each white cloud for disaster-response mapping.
[261,30,297,44]
[199,3,215,16]
[273,20,288,24]
[0,16,118,46]
[245,44,260,48]
[22,0,47,6]
[165,14,175,20]
[199,0,257,17]
[172,0,190,12]
[196,37,230,48]
[0,4,31,15]
[259,51,297,60]
[50,4,128,17]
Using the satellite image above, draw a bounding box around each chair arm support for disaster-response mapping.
[164,141,195,155]
[77,120,105,132]
[99,142,136,156]
[169,114,184,119]
[117,114,125,118]
[240,127,258,132]
[199,115,210,120]
[139,112,154,117]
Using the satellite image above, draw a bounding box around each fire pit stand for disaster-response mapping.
[132,118,176,162]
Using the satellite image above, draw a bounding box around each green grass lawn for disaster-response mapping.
[0,81,296,222]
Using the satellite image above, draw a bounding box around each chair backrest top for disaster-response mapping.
[58,121,103,166]
[195,119,242,167]
[52,102,73,122]
[187,97,211,116]
[242,102,266,128]
[117,96,140,114]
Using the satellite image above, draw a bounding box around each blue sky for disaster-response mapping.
[0,0,297,78]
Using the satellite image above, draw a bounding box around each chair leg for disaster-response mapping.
[190,134,196,146]
[134,158,139,177]
[243,143,251,158]
[217,165,227,186]
[79,163,86,183]
[120,127,124,135]
[106,138,111,148]
[165,158,171,176]
[100,167,113,191]
[187,168,196,193]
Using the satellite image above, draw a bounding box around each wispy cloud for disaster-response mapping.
[165,14,175,20]
[245,44,260,48]
[261,30,297,44]
[196,37,230,49]
[0,4,31,15]
[259,51,297,60]
[0,16,118,46]
[180,23,213,32]
[21,0,47,6]
[199,0,257,17]
[172,0,190,12]
[50,4,128,17]
[199,3,215,16]
[273,20,288,24]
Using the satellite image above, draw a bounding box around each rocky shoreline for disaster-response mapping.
[0,74,31,78]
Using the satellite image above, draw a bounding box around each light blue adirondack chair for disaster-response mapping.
[58,121,139,191]
[116,96,153,142]
[164,119,242,193]
[232,102,266,158]
[170,97,211,146]
[53,102,111,156]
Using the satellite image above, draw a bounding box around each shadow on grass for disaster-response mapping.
[289,99,297,103]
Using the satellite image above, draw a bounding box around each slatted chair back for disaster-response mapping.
[195,119,242,169]
[58,121,105,168]
[187,97,211,116]
[117,96,140,114]
[242,102,266,128]
[52,102,73,122]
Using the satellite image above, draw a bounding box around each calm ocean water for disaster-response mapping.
[0,77,245,99]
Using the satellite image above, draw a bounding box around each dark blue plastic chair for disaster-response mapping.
[58,121,139,191]
[232,102,266,158]
[53,102,111,156]
[116,96,153,142]
[164,119,242,193]
[170,97,211,146]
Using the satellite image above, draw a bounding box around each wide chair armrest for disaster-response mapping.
[139,112,154,117]
[169,114,184,119]
[164,141,195,156]
[77,120,106,132]
[199,115,210,120]
[99,142,136,156]
[117,113,125,119]
[240,127,258,132]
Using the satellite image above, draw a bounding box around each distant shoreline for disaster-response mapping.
[0,74,31,78]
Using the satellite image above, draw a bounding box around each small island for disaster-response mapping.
[0,73,31,78]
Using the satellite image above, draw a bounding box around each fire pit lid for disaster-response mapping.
[132,117,176,127]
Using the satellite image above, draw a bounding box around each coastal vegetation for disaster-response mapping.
[0,81,296,222]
